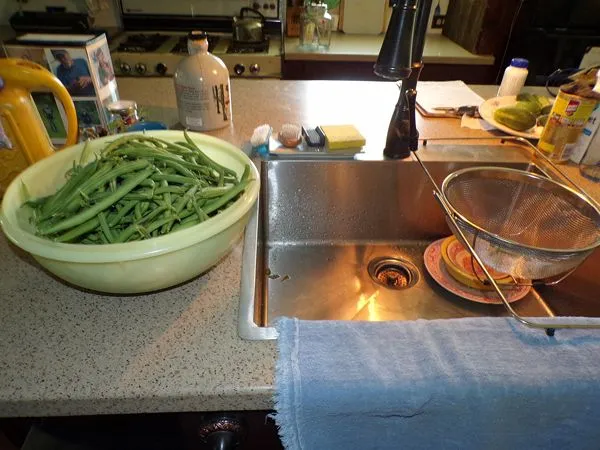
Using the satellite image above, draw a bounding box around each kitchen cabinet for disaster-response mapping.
[1,412,283,449]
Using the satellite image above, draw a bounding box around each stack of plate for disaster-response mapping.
[423,236,531,304]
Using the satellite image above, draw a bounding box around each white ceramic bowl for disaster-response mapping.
[0,130,259,294]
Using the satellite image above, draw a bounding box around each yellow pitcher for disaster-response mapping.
[0,58,78,196]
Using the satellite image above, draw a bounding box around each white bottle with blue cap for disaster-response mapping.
[497,58,529,97]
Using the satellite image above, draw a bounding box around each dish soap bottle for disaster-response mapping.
[174,31,232,131]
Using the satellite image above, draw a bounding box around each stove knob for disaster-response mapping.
[249,63,260,74]
[234,64,245,76]
[253,2,260,9]
[135,63,147,75]
[119,62,131,74]
[156,63,168,76]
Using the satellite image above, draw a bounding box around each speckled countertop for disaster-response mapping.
[1,79,598,418]
[284,32,495,65]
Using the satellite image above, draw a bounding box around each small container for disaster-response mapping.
[539,90,598,162]
[497,58,529,97]
[107,100,139,132]
[299,2,332,50]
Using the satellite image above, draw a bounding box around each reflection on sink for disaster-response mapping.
[238,145,600,340]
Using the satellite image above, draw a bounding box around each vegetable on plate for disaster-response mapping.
[493,94,554,132]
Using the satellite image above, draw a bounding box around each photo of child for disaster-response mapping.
[92,45,115,88]
[74,100,102,127]
[31,92,67,140]
[45,48,95,97]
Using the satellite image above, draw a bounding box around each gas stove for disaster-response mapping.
[110,31,281,78]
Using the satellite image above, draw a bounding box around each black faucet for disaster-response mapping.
[375,0,433,159]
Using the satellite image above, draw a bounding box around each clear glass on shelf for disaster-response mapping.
[299,2,332,50]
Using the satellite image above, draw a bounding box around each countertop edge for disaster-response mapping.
[0,386,275,418]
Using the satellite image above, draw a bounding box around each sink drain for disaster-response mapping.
[368,257,419,290]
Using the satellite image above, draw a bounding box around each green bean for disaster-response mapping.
[203,180,250,215]
[160,180,173,234]
[39,167,154,236]
[27,132,252,244]
[198,186,235,199]
[40,160,99,218]
[137,204,167,225]
[103,134,148,154]
[120,177,155,189]
[152,174,205,185]
[118,214,173,243]
[191,200,209,222]
[121,192,155,201]
[134,202,143,220]
[55,217,100,243]
[98,212,115,243]
[172,216,200,232]
[108,200,137,227]
[182,131,238,177]
[60,160,150,216]
[139,201,150,215]
[164,184,199,233]
[111,147,198,177]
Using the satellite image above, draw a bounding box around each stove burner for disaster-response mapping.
[117,34,169,53]
[227,39,269,54]
[171,35,219,54]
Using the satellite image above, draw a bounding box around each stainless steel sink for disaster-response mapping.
[238,144,600,340]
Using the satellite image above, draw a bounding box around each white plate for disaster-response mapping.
[478,96,544,139]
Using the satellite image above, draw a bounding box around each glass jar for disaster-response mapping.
[106,100,139,133]
[299,2,332,50]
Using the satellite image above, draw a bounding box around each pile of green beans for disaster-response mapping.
[25,131,252,244]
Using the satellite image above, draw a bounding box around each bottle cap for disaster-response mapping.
[187,31,209,55]
[510,58,529,69]
[188,30,208,41]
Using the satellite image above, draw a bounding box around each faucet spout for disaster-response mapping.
[383,64,422,159]
[375,0,433,159]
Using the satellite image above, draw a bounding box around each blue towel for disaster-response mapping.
[274,317,600,450]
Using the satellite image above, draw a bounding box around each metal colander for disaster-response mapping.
[441,167,600,280]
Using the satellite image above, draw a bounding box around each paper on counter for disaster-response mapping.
[416,80,485,115]
[461,114,496,131]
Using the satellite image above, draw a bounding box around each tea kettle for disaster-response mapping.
[0,58,78,196]
[233,7,265,44]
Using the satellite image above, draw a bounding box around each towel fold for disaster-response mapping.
[274,317,600,450]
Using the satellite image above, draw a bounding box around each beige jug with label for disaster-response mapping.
[173,31,232,131]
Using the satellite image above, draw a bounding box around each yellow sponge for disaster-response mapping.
[320,125,366,150]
